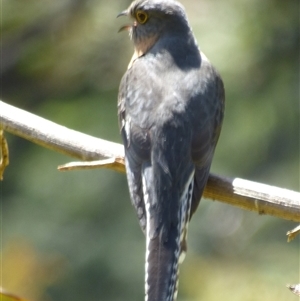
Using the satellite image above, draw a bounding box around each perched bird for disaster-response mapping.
[118,0,225,300]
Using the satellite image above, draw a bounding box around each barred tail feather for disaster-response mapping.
[144,172,194,301]
[145,226,181,301]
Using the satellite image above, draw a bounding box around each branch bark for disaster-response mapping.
[1,100,299,222]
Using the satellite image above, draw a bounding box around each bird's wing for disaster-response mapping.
[190,61,225,218]
[118,72,152,234]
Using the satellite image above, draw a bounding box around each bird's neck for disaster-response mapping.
[129,30,199,70]
[149,32,201,70]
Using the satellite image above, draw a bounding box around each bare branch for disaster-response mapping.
[205,175,299,222]
[0,100,125,166]
[1,100,299,222]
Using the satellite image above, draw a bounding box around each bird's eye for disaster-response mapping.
[136,10,148,24]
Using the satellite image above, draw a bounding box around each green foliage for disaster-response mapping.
[1,0,298,300]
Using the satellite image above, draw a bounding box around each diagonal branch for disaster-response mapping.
[1,100,299,222]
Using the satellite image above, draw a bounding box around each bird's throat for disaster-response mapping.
[127,49,142,69]
[128,34,158,69]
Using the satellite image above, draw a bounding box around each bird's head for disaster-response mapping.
[118,0,190,57]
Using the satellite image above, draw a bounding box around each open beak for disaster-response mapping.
[118,25,132,33]
[117,10,128,18]
[117,9,131,33]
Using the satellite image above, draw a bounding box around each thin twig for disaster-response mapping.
[1,100,299,222]
[286,224,300,242]
[0,129,9,180]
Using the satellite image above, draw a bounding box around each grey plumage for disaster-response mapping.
[118,1,225,300]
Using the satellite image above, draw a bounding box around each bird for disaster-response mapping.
[117,1,225,300]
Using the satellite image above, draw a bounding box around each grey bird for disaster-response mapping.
[117,0,225,300]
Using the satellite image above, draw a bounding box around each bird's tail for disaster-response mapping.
[145,175,194,301]
[145,222,180,301]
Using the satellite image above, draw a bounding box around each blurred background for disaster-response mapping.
[1,0,299,300]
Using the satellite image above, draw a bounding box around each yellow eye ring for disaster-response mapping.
[136,10,148,24]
